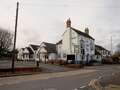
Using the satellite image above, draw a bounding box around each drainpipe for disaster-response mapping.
[69,28,72,54]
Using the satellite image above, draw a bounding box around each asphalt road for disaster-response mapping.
[0,65,120,90]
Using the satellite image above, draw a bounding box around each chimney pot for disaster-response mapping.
[85,27,89,35]
[66,18,71,28]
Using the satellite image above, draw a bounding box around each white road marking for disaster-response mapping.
[80,85,87,88]
[74,85,87,90]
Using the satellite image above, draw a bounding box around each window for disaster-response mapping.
[90,41,94,50]
[86,44,89,47]
[74,45,80,53]
[82,55,84,59]
[80,39,85,55]
[63,53,66,58]
[86,47,89,52]
[23,54,25,58]
[80,39,85,49]
[81,49,85,55]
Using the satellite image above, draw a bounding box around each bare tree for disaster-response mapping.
[0,28,13,56]
[114,43,120,55]
[112,43,120,63]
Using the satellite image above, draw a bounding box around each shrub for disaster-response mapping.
[111,55,120,64]
[66,64,82,68]
[47,59,67,65]
[47,60,54,64]
[102,57,113,64]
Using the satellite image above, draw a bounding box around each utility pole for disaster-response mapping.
[111,36,113,55]
[12,2,19,72]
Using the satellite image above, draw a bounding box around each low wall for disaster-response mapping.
[0,67,41,73]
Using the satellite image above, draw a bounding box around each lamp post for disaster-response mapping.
[111,36,113,55]
[12,2,19,72]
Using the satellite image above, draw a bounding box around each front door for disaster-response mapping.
[67,54,75,64]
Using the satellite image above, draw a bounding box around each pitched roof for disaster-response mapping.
[95,45,110,52]
[56,40,62,45]
[70,27,95,40]
[26,47,34,54]
[95,45,106,50]
[43,42,56,53]
[30,44,39,51]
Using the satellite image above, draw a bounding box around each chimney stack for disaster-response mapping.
[85,27,89,35]
[66,18,71,28]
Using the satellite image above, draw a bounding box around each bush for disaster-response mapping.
[102,57,113,64]
[47,60,67,65]
[59,60,66,65]
[47,60,55,64]
[66,64,82,68]
[111,55,120,64]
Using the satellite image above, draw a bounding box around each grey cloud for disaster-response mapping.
[0,0,120,51]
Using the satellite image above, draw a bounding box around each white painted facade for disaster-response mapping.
[56,19,95,64]
[56,41,63,60]
[37,42,57,62]
[28,45,39,61]
[93,55,102,62]
[95,45,110,59]
[38,45,48,62]
[58,28,95,63]
[17,48,29,60]
[17,44,39,61]
[17,48,24,60]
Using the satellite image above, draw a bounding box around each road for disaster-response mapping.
[0,65,120,90]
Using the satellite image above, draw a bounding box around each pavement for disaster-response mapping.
[0,65,120,90]
[107,84,120,90]
[0,60,76,78]
[0,60,73,73]
[0,60,36,69]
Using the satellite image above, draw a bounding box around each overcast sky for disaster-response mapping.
[0,0,120,51]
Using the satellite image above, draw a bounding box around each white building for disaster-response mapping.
[18,19,109,65]
[17,48,29,60]
[29,44,40,61]
[56,18,95,64]
[95,45,110,59]
[93,49,102,62]
[36,42,57,63]
[17,44,39,61]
